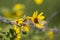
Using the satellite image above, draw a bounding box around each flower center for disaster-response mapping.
[34,18,39,23]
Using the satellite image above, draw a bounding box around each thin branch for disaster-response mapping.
[0,16,21,27]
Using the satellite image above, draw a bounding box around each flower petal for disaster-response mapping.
[35,23,44,29]
[38,12,45,20]
[32,10,38,19]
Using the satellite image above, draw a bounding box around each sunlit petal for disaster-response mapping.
[35,23,44,29]
[38,12,45,20]
[32,10,38,19]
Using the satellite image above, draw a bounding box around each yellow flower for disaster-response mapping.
[47,30,54,40]
[13,3,25,11]
[34,0,43,5]
[16,18,23,25]
[16,27,20,34]
[31,10,45,29]
[12,3,25,18]
[13,18,23,25]
[21,24,30,34]
[13,24,17,30]
[13,24,21,40]
[21,24,30,32]
[13,24,20,34]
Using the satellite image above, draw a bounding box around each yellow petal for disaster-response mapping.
[26,16,31,20]
[14,18,23,25]
[32,10,38,19]
[38,12,45,20]
[25,27,29,32]
[38,16,45,20]
[35,23,44,29]
[38,12,43,17]
[13,24,17,30]
[16,27,20,34]
[17,19,23,25]
[34,0,43,5]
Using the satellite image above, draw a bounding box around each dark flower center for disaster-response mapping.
[34,18,39,23]
[16,21,18,23]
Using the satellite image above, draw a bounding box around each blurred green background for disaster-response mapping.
[0,0,60,40]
